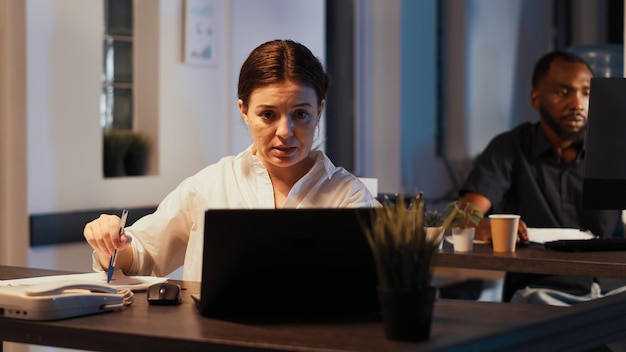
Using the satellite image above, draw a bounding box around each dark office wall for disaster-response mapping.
[553,0,624,48]
[325,0,355,172]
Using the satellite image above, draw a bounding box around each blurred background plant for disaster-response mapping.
[424,210,444,227]
[124,131,151,176]
[103,129,151,177]
[443,200,483,229]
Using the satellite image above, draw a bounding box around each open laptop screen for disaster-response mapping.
[197,208,380,322]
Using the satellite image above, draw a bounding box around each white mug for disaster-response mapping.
[452,227,474,252]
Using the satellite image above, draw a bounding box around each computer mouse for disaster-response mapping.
[147,282,182,305]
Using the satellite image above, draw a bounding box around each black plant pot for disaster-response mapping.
[377,286,436,342]
[103,156,126,177]
[124,154,148,176]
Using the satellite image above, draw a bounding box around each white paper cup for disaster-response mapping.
[489,214,520,252]
[452,227,474,252]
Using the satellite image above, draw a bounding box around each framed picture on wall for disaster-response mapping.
[183,0,219,66]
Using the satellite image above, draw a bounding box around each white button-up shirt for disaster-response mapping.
[95,146,379,281]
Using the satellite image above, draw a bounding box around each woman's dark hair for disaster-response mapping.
[531,51,593,88]
[237,39,329,108]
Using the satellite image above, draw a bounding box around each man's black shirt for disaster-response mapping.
[460,122,622,301]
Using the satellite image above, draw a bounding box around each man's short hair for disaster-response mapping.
[531,51,593,88]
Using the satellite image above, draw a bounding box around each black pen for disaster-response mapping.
[107,209,128,283]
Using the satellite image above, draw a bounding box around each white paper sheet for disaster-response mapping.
[0,271,168,291]
[527,228,595,244]
[444,236,489,245]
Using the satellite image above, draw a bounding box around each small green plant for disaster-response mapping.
[443,200,484,229]
[424,210,444,227]
[360,195,462,290]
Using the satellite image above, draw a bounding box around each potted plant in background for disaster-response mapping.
[124,132,151,176]
[103,129,133,177]
[444,200,484,252]
[424,210,445,250]
[361,195,459,342]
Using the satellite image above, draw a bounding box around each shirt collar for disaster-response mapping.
[310,149,335,180]
[531,123,585,163]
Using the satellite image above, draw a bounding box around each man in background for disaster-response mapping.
[457,51,623,303]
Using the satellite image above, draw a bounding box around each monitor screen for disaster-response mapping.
[582,77,626,210]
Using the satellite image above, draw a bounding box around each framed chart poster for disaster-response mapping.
[183,0,220,66]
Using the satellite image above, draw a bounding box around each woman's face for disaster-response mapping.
[238,80,324,173]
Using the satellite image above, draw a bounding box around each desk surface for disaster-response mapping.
[435,242,626,278]
[1,265,626,352]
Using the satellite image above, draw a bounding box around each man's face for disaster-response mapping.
[531,59,592,142]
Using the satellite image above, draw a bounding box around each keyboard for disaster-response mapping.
[544,238,626,252]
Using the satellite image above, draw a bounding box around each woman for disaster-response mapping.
[83,39,379,281]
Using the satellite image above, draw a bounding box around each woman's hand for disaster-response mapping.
[83,214,133,271]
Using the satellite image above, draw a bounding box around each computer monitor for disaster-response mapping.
[582,77,626,210]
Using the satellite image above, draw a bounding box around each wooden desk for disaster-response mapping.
[435,242,626,278]
[1,265,626,352]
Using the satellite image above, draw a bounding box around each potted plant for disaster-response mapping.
[424,210,445,250]
[443,200,484,252]
[424,210,444,227]
[124,132,151,176]
[103,129,134,177]
[360,195,460,342]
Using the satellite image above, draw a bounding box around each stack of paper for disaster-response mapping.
[527,228,595,244]
[0,271,168,291]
